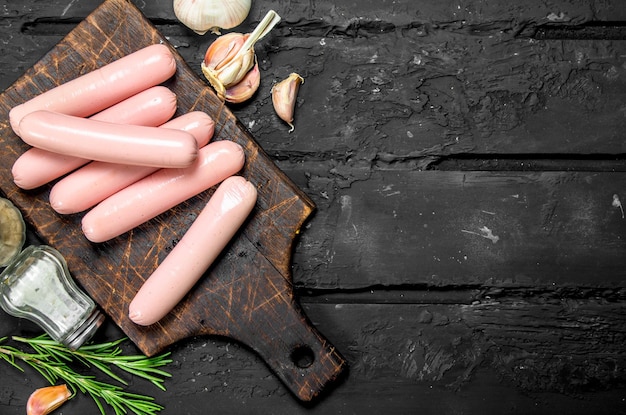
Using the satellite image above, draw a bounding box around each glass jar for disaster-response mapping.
[0,197,104,350]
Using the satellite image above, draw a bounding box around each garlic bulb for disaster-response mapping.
[0,197,26,267]
[202,32,255,99]
[202,10,280,100]
[173,0,252,35]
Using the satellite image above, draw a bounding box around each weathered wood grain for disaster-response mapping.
[5,0,626,25]
[2,297,625,414]
[0,0,345,401]
[2,0,625,160]
[290,170,626,289]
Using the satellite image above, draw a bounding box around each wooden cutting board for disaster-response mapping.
[0,0,345,402]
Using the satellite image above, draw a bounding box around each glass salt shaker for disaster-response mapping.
[0,197,104,350]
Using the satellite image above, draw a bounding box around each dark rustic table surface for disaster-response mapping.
[1,0,626,414]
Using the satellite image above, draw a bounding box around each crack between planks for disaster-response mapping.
[17,16,626,41]
[429,154,626,172]
[534,21,626,40]
[295,283,626,305]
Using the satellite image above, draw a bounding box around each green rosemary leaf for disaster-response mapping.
[88,358,129,385]
[30,362,60,385]
[0,348,24,373]
[70,342,172,390]
[2,334,171,415]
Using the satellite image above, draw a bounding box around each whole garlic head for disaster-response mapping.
[173,0,252,35]
[0,197,25,267]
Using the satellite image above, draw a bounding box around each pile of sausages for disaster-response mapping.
[9,44,258,326]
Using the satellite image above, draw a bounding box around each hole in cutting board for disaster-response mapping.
[291,344,315,369]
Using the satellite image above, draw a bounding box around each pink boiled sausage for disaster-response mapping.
[129,175,257,326]
[50,111,215,214]
[82,140,246,243]
[12,86,177,189]
[18,110,198,168]
[9,43,176,136]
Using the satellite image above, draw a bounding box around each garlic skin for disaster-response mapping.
[225,62,260,103]
[26,384,72,415]
[271,73,304,132]
[201,10,280,101]
[173,0,252,35]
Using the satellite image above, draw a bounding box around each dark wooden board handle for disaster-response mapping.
[0,0,346,401]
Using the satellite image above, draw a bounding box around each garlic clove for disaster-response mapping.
[201,10,281,101]
[205,33,248,72]
[271,73,304,132]
[225,62,261,104]
[26,384,72,415]
[173,0,252,35]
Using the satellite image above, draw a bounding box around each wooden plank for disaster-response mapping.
[2,1,625,158]
[5,30,625,158]
[6,0,626,24]
[289,169,626,289]
[2,299,624,414]
[253,22,626,155]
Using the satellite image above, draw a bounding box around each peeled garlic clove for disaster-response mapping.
[271,73,304,132]
[173,0,252,35]
[201,10,281,101]
[225,62,261,104]
[26,384,72,415]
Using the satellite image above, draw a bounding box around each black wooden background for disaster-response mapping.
[1,0,625,414]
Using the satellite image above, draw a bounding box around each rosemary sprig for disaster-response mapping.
[0,334,173,415]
